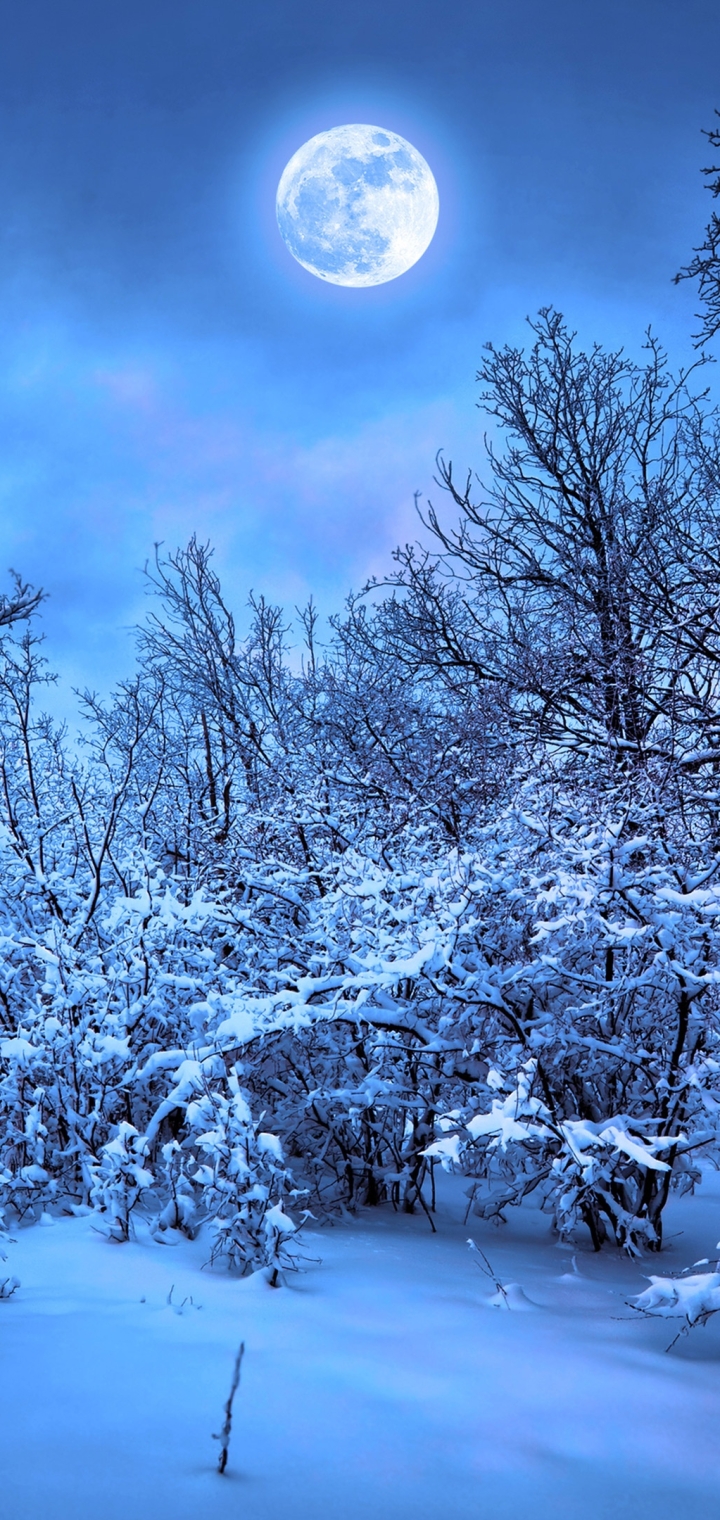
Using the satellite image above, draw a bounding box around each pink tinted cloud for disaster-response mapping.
[88,360,477,600]
[93,365,161,412]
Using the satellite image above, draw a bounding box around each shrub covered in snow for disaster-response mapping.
[3,312,720,1259]
[634,1270,720,1324]
[89,1123,154,1242]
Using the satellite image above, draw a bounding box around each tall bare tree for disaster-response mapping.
[364,310,720,785]
[676,111,720,346]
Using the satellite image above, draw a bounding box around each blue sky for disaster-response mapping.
[1,0,719,700]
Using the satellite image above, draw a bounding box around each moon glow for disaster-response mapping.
[276,125,439,287]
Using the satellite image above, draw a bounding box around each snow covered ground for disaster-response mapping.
[1,1175,719,1520]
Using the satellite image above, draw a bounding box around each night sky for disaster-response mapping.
[1,0,718,701]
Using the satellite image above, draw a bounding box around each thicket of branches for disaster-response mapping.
[3,309,720,1264]
[677,110,720,346]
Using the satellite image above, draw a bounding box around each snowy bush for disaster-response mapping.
[428,1059,685,1255]
[153,1141,200,1237]
[89,1123,154,1242]
[184,1074,301,1276]
[632,1256,720,1348]
[634,1271,720,1325]
[4,305,720,1261]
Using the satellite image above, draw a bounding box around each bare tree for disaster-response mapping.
[368,310,720,780]
[0,572,43,629]
[675,111,720,346]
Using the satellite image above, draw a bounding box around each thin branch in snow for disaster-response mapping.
[213,1341,245,1475]
[467,1238,510,1306]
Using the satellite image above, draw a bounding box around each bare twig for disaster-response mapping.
[213,1341,245,1475]
[467,1238,510,1306]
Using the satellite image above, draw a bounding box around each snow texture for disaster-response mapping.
[1,1175,719,1520]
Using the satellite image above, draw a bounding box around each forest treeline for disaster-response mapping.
[3,141,720,1267]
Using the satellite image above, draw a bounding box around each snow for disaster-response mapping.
[634,1270,720,1322]
[1,1176,719,1520]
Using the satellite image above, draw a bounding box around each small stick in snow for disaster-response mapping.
[467,1238,510,1306]
[213,1341,245,1475]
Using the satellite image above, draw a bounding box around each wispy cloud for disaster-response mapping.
[0,323,477,702]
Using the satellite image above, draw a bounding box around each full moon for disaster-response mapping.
[276,124,439,287]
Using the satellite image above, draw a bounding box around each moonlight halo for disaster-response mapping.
[276,125,439,287]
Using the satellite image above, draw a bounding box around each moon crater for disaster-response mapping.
[276,125,439,287]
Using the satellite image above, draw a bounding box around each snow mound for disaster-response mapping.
[483,1281,539,1311]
